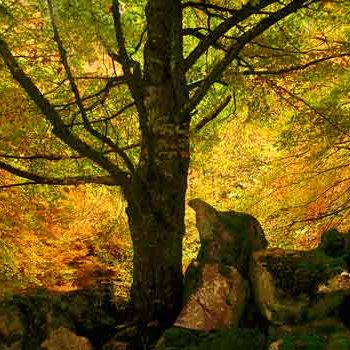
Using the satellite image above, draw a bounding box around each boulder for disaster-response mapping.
[57,287,118,333]
[156,327,265,350]
[175,199,267,331]
[251,248,350,325]
[41,326,93,350]
[188,198,267,279]
[267,318,350,350]
[317,228,350,259]
[174,263,247,330]
[0,304,25,338]
[0,304,25,350]
[102,339,130,350]
[0,341,22,350]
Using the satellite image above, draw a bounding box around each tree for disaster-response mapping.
[0,0,346,323]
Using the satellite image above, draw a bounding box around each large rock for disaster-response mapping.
[102,339,130,350]
[156,327,265,350]
[188,198,267,278]
[174,263,247,330]
[175,199,267,331]
[0,341,23,350]
[317,228,350,258]
[0,287,123,349]
[0,305,25,338]
[251,248,350,325]
[268,318,350,350]
[41,327,93,350]
[0,304,25,350]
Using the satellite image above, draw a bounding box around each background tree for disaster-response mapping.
[0,0,347,323]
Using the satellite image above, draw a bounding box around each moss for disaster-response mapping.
[219,212,251,240]
[275,334,325,350]
[327,331,350,350]
[196,240,217,263]
[162,327,203,348]
[318,229,347,258]
[162,328,265,350]
[261,251,345,296]
[194,328,265,350]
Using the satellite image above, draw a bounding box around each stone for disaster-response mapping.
[57,287,118,333]
[41,327,93,350]
[0,341,23,350]
[188,198,267,278]
[317,228,350,258]
[174,263,247,330]
[156,327,265,350]
[176,199,267,331]
[102,339,130,350]
[268,339,283,350]
[267,318,350,350]
[326,330,350,350]
[0,305,25,338]
[251,248,350,325]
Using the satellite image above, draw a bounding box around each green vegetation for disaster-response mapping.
[161,327,265,350]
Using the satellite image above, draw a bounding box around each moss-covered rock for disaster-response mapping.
[0,304,25,338]
[157,327,265,350]
[0,304,25,350]
[251,249,350,325]
[317,229,350,259]
[188,199,267,278]
[326,330,350,350]
[268,318,350,350]
[178,199,268,331]
[175,263,247,330]
[41,326,93,350]
[0,286,124,349]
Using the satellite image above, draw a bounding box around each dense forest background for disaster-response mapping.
[0,0,350,304]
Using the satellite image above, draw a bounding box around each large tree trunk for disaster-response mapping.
[125,115,190,323]
[123,0,189,324]
[126,162,189,324]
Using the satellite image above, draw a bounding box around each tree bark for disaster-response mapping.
[125,116,190,323]
[122,0,190,323]
[125,169,188,324]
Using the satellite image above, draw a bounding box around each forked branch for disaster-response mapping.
[183,0,314,117]
[0,37,130,186]
[47,0,135,173]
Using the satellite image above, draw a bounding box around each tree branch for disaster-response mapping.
[264,78,350,138]
[192,94,232,132]
[183,28,228,51]
[0,36,130,185]
[0,143,140,162]
[111,0,148,124]
[53,76,128,109]
[69,102,135,127]
[183,1,239,16]
[183,0,315,117]
[0,160,119,187]
[241,52,350,75]
[184,0,278,71]
[47,0,135,174]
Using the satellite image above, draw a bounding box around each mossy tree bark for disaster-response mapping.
[122,0,190,323]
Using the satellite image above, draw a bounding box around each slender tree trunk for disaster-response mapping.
[123,0,190,324]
